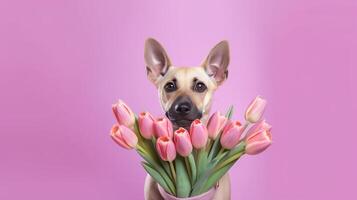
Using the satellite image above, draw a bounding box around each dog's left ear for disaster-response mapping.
[144,38,172,85]
[201,40,230,86]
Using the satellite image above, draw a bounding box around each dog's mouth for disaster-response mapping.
[173,119,194,129]
[165,112,202,130]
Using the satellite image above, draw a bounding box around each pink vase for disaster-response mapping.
[157,184,218,200]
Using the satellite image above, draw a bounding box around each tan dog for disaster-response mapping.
[144,38,231,200]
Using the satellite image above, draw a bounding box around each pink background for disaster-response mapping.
[1,0,356,199]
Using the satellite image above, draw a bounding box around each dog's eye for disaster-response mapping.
[194,82,207,93]
[164,82,177,92]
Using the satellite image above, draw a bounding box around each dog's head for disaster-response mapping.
[144,38,230,129]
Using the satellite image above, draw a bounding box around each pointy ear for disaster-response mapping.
[201,40,230,86]
[144,38,172,84]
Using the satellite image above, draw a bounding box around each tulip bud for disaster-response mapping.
[110,124,138,149]
[207,111,228,139]
[138,112,155,139]
[112,99,135,128]
[173,128,193,157]
[245,129,272,155]
[154,117,173,138]
[156,136,177,161]
[245,96,267,123]
[190,119,208,149]
[246,120,272,136]
[220,121,244,149]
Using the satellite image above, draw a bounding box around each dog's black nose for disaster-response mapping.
[175,102,192,114]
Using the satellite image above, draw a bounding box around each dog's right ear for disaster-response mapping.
[201,40,230,86]
[144,38,172,84]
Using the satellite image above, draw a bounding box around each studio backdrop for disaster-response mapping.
[0,0,356,199]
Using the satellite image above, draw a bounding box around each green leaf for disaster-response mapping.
[198,151,244,194]
[210,151,229,166]
[191,150,212,196]
[137,149,176,195]
[226,141,246,157]
[135,121,176,190]
[213,142,245,171]
[188,154,197,184]
[201,161,235,193]
[226,105,234,120]
[192,106,235,196]
[175,156,191,198]
[214,151,244,173]
[142,162,174,195]
[196,149,208,177]
[191,170,209,196]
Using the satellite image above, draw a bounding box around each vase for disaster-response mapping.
[157,184,218,200]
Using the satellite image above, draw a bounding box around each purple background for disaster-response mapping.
[1,0,356,199]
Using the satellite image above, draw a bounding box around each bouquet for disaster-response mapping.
[110,96,272,199]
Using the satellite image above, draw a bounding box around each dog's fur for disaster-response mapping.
[144,38,231,200]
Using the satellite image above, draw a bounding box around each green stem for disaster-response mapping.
[136,145,147,155]
[214,151,244,172]
[169,161,176,182]
[217,148,225,157]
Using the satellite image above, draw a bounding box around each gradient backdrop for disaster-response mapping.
[1,0,356,199]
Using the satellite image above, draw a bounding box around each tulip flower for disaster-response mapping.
[154,117,173,138]
[173,128,193,157]
[156,136,177,162]
[190,119,208,149]
[110,124,138,149]
[246,120,272,136]
[207,111,227,139]
[138,112,155,139]
[220,121,244,149]
[245,129,272,155]
[112,99,135,128]
[245,96,267,123]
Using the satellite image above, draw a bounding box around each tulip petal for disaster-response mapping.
[245,130,272,155]
[190,119,208,149]
[110,125,131,149]
[156,136,176,161]
[138,112,155,139]
[174,128,193,157]
[220,121,243,149]
[120,125,138,148]
[245,96,267,123]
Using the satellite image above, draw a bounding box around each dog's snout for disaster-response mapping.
[166,96,202,129]
[175,102,192,114]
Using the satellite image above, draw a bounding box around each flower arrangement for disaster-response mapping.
[110,96,272,198]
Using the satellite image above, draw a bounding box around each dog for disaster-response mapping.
[143,38,231,200]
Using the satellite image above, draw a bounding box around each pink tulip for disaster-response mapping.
[154,117,173,138]
[207,111,227,139]
[245,129,272,155]
[110,124,138,149]
[138,112,155,139]
[246,120,272,136]
[245,96,267,123]
[220,121,244,149]
[156,136,177,161]
[190,119,208,149]
[173,128,193,157]
[112,99,135,128]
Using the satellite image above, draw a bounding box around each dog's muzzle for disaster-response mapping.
[166,96,202,129]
